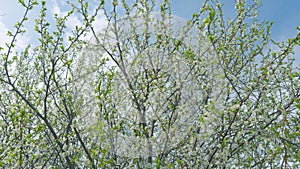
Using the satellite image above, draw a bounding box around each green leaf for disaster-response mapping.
[100,0,104,7]
[199,115,204,123]
[41,0,46,6]
[203,18,210,25]
[7,31,13,37]
[295,97,300,103]
[32,0,39,5]
[209,9,215,20]
[18,0,26,7]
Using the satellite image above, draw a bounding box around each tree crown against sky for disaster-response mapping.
[0,0,299,168]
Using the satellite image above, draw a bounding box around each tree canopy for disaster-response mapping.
[0,0,299,168]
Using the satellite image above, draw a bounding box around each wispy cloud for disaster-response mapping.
[0,1,31,52]
[0,18,10,48]
[50,0,107,43]
[0,8,12,48]
[293,46,300,66]
[91,12,108,34]
[0,15,30,52]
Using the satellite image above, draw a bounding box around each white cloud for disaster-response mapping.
[50,0,107,42]
[0,9,4,19]
[66,16,82,30]
[51,0,63,16]
[293,46,300,66]
[50,0,82,29]
[0,19,29,52]
[0,1,31,52]
[0,1,25,28]
[0,7,11,48]
[91,12,108,34]
[0,20,10,48]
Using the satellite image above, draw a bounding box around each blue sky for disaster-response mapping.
[170,0,300,41]
[0,0,299,63]
[170,0,300,64]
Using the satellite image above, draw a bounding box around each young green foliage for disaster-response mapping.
[0,0,299,168]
